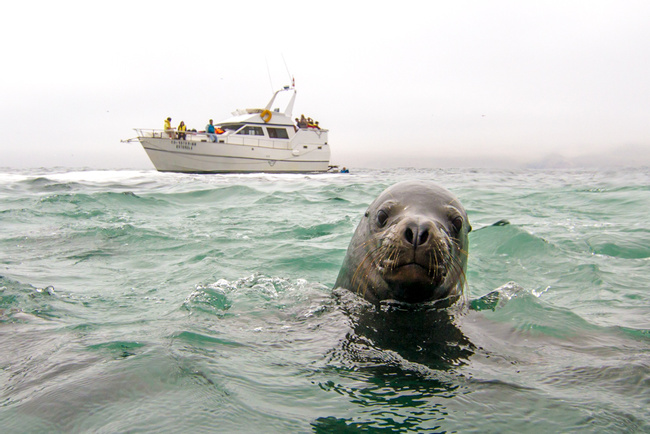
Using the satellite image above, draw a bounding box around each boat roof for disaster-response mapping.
[217,86,297,127]
[218,111,294,126]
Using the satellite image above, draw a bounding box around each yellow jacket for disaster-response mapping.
[164,119,171,130]
[178,123,186,132]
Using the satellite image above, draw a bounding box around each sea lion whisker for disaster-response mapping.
[350,238,376,254]
[388,245,400,270]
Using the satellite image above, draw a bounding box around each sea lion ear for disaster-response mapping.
[364,210,369,218]
[468,223,472,233]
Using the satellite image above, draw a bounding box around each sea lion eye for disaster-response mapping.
[376,209,389,227]
[452,216,464,232]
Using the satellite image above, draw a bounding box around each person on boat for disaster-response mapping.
[298,114,308,128]
[177,121,187,140]
[340,167,349,173]
[206,119,218,142]
[164,117,175,139]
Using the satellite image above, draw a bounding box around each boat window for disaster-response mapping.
[237,126,264,136]
[267,128,289,139]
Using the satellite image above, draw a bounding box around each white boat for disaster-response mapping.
[129,86,331,173]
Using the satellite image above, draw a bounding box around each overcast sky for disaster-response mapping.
[2,0,649,169]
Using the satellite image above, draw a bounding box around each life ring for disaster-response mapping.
[260,109,272,123]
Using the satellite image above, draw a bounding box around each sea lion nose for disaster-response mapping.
[404,221,431,248]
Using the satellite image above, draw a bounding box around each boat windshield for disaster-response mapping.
[220,123,245,132]
[237,126,264,136]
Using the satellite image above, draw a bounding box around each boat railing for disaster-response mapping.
[134,128,187,138]
[134,128,328,150]
[134,128,219,140]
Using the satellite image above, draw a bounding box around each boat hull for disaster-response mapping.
[139,137,331,173]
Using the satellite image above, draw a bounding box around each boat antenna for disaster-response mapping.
[265,58,275,93]
[281,54,293,87]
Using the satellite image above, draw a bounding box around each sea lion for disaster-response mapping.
[335,180,471,305]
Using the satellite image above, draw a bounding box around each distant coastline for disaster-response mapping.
[334,144,650,170]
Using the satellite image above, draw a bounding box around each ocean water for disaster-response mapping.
[0,167,648,433]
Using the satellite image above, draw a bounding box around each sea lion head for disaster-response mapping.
[335,180,471,305]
